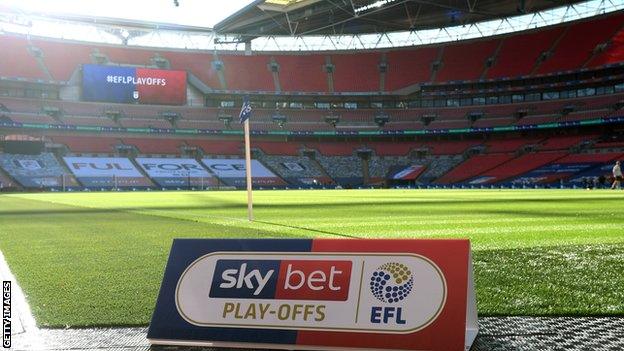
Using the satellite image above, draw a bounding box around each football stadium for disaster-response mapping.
[1,0,624,350]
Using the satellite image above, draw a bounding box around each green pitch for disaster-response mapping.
[1,189,623,327]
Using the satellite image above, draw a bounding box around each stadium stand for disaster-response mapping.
[477,151,568,183]
[436,153,517,184]
[435,40,500,82]
[259,154,332,186]
[588,27,624,67]
[0,35,47,80]
[485,138,542,153]
[418,155,464,183]
[277,55,328,92]
[52,135,120,153]
[123,137,183,154]
[535,14,624,74]
[332,53,380,92]
[221,55,275,91]
[187,140,242,155]
[316,154,363,186]
[255,141,301,156]
[0,169,18,189]
[0,10,621,95]
[538,135,597,150]
[385,47,438,90]
[30,38,92,81]
[0,152,79,187]
[486,27,565,79]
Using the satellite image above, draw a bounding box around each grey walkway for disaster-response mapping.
[9,317,624,351]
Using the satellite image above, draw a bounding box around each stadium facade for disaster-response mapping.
[1,1,624,191]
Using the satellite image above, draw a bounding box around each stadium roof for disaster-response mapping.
[214,0,587,37]
[1,0,622,51]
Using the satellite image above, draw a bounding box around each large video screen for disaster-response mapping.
[82,64,187,105]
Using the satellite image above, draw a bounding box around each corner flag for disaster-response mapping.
[240,96,253,221]
[239,96,252,124]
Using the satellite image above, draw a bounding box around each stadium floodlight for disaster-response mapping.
[353,0,399,14]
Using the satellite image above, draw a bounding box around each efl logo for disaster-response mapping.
[209,259,352,301]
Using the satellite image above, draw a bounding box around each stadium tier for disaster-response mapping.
[1,9,624,191]
[1,12,624,92]
[1,131,620,190]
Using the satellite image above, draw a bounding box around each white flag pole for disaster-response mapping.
[243,118,253,221]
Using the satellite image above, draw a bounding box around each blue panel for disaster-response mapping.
[82,64,136,103]
[147,239,312,344]
[209,259,280,299]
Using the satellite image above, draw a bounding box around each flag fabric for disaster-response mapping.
[239,97,252,124]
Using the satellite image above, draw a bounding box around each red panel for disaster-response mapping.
[135,68,186,105]
[297,239,470,351]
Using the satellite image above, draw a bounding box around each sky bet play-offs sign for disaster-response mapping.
[148,239,478,351]
[82,64,186,105]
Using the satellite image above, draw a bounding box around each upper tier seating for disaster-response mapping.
[332,53,381,92]
[1,10,622,92]
[0,35,47,80]
[277,55,328,92]
[486,27,565,79]
[435,40,500,82]
[221,55,275,91]
[536,14,624,74]
[385,47,438,90]
[588,28,624,67]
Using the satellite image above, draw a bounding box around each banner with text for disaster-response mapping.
[136,158,217,187]
[63,156,152,187]
[148,239,478,351]
[201,159,285,187]
[82,64,186,105]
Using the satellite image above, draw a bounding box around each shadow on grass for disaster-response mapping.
[1,195,618,217]
[253,220,359,239]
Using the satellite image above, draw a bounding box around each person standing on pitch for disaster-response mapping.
[612,160,623,189]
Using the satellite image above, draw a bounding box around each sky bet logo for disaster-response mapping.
[210,259,352,301]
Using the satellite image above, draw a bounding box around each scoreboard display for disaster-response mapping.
[82,64,187,105]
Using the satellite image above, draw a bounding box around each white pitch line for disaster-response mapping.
[0,250,38,334]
